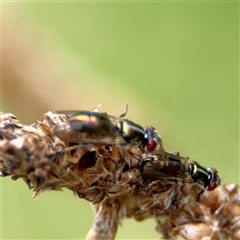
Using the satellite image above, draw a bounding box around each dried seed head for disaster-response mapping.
[0,111,239,240]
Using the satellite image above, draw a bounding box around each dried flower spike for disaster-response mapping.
[0,111,239,240]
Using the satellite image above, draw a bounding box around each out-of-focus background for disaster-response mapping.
[1,2,239,240]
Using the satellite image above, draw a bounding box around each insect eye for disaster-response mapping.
[144,126,162,152]
[207,181,218,191]
[209,167,218,174]
[146,138,157,152]
[147,126,156,130]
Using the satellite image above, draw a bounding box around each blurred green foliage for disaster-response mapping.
[1,2,238,240]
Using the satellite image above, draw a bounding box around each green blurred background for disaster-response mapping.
[1,1,239,240]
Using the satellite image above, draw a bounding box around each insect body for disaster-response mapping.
[69,111,115,137]
[58,106,162,152]
[115,119,145,143]
[143,153,221,191]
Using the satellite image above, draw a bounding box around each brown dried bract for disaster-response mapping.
[0,112,239,240]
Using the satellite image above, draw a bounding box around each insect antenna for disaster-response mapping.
[119,103,128,118]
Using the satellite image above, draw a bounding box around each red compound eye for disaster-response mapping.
[209,167,218,174]
[147,126,156,130]
[207,181,218,191]
[147,138,157,152]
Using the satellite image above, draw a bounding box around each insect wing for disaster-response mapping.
[142,153,189,182]
[57,110,83,117]
[70,112,114,136]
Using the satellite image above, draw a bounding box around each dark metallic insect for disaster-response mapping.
[68,111,115,137]
[58,105,162,152]
[143,153,221,191]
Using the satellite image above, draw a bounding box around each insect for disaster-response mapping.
[142,153,221,191]
[57,105,163,152]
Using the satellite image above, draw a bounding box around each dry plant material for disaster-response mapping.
[0,111,239,240]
